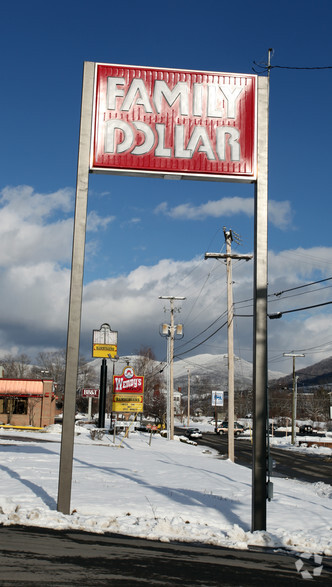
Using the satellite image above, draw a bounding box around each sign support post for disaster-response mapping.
[252,74,269,531]
[98,359,108,428]
[57,61,94,515]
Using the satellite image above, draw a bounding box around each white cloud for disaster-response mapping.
[0,184,330,372]
[154,197,292,229]
[0,186,74,266]
[87,210,115,232]
[0,185,73,221]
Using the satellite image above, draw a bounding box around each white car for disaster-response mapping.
[185,427,203,439]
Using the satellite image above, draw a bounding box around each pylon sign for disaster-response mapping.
[92,323,118,358]
[112,366,144,413]
[91,63,257,181]
[58,61,267,531]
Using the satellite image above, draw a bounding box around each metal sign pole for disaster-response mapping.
[252,74,269,531]
[98,359,107,428]
[57,61,95,515]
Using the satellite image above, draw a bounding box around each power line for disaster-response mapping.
[269,300,332,319]
[174,320,228,359]
[253,61,332,73]
[175,310,228,352]
[273,276,332,297]
[233,275,332,309]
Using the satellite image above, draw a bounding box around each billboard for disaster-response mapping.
[91,63,257,181]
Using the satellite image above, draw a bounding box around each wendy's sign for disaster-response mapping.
[91,64,257,181]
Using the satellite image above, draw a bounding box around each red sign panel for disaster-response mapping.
[82,388,100,398]
[91,64,257,181]
[113,367,144,394]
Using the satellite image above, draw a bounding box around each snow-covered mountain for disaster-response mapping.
[172,353,284,391]
[89,353,284,392]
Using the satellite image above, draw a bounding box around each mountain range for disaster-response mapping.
[270,355,332,388]
[90,353,285,392]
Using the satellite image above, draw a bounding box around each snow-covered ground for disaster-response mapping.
[0,421,331,557]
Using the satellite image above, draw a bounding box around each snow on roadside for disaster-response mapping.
[0,426,331,556]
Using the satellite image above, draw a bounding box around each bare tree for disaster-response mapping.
[1,353,33,378]
[32,350,66,392]
[302,387,330,422]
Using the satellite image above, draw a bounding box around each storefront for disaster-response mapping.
[0,378,56,427]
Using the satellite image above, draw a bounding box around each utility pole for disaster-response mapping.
[205,229,252,462]
[187,369,190,427]
[159,296,185,440]
[283,353,305,444]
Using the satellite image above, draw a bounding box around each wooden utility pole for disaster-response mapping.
[283,352,305,444]
[225,229,235,462]
[205,231,252,462]
[187,369,190,427]
[159,296,186,440]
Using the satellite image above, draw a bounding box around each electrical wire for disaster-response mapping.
[273,276,332,297]
[175,310,228,353]
[232,275,332,311]
[174,320,228,359]
[253,61,332,73]
[269,300,332,319]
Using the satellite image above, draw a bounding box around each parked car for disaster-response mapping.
[215,421,244,435]
[185,427,203,439]
[299,424,313,435]
[268,423,278,434]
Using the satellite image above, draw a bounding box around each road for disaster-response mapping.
[176,429,332,484]
[0,525,331,586]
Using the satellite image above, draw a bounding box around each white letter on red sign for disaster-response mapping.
[193,83,203,117]
[107,77,125,110]
[131,121,155,155]
[105,120,134,153]
[218,84,243,119]
[174,125,191,158]
[121,79,153,113]
[186,127,216,160]
[155,124,171,157]
[154,81,189,116]
[216,127,240,161]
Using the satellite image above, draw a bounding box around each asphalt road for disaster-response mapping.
[1,525,331,586]
[176,430,332,484]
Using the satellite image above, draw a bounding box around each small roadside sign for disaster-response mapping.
[212,391,224,406]
[82,388,100,398]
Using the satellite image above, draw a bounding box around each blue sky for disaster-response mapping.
[1,0,332,374]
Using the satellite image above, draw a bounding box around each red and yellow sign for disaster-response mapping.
[112,367,144,413]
